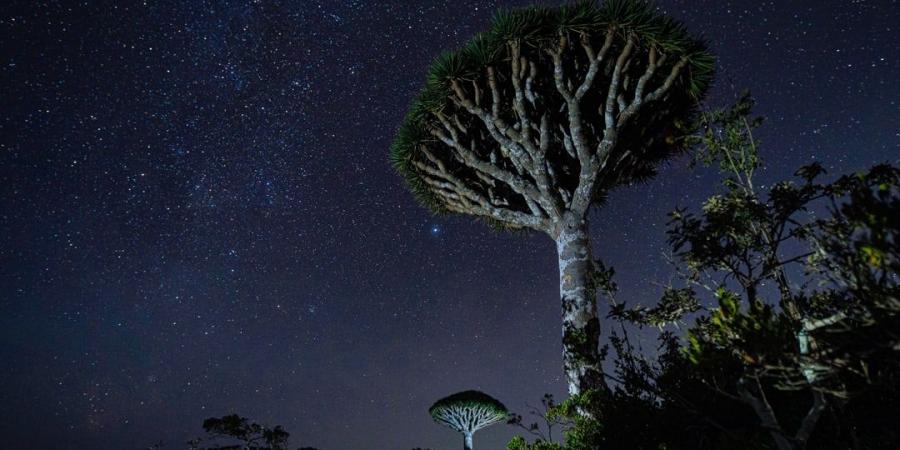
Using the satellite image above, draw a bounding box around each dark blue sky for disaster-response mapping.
[1,1,897,449]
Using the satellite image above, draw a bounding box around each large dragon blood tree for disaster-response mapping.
[390,0,714,396]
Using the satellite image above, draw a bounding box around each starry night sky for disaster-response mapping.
[1,1,897,449]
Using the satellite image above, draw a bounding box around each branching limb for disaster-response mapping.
[604,36,636,130]
[574,29,615,100]
[423,172,548,231]
[430,114,547,216]
[509,42,563,218]
[549,34,574,103]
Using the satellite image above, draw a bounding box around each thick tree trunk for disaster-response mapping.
[554,215,606,397]
[463,432,473,450]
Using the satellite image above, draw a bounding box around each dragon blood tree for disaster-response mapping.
[429,391,508,450]
[390,0,713,396]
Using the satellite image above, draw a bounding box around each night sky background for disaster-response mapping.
[1,1,897,449]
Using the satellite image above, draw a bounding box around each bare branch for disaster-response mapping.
[449,79,563,218]
[643,57,689,104]
[428,123,547,219]
[574,29,615,100]
[550,34,574,103]
[605,36,636,129]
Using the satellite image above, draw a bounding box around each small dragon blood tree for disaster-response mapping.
[429,390,508,450]
[391,0,714,397]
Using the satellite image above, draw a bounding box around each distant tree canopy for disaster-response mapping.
[392,0,713,398]
[429,390,508,450]
[186,414,321,450]
[506,94,900,450]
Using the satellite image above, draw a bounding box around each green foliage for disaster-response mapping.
[429,390,509,419]
[804,164,900,390]
[609,286,701,328]
[691,90,762,181]
[506,392,606,450]
[388,107,446,214]
[555,1,605,34]
[507,394,572,446]
[684,288,796,369]
[490,6,555,42]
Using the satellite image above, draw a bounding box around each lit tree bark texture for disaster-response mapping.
[431,403,507,450]
[412,32,689,396]
[556,214,604,396]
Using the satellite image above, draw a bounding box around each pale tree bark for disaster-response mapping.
[463,432,473,450]
[555,213,606,396]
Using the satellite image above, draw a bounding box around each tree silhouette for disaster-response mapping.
[429,391,508,450]
[188,414,290,450]
[391,0,713,396]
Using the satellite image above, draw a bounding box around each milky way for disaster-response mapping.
[1,1,897,449]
